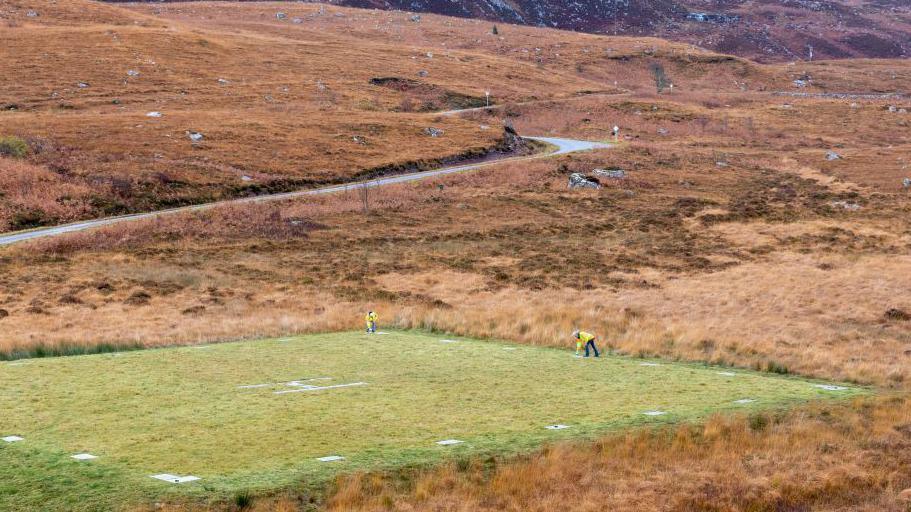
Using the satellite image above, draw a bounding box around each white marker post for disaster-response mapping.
[613,125,620,141]
[485,90,490,108]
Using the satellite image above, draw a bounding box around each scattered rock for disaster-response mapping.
[793,79,809,88]
[410,14,421,22]
[899,488,911,502]
[888,105,898,113]
[76,82,89,88]
[217,78,230,85]
[125,290,152,306]
[26,10,38,17]
[127,70,140,77]
[885,308,910,322]
[426,52,433,59]
[903,177,910,188]
[825,151,841,161]
[423,127,444,137]
[417,70,429,77]
[568,173,601,190]
[657,127,669,136]
[186,131,204,142]
[292,17,303,24]
[146,111,162,118]
[275,12,287,20]
[241,175,253,182]
[0,309,8,319]
[593,168,626,179]
[830,200,861,211]
[352,135,367,145]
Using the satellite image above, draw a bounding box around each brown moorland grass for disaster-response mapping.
[0,2,910,511]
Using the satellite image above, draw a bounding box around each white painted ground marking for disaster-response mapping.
[277,337,295,342]
[639,362,661,367]
[237,383,273,389]
[151,474,200,484]
[436,439,464,446]
[717,372,737,377]
[72,453,98,460]
[440,339,458,343]
[642,411,667,416]
[814,384,849,391]
[375,332,389,335]
[545,424,571,430]
[503,347,517,351]
[316,455,345,462]
[6,362,29,366]
[274,382,368,394]
[286,378,332,387]
[2,436,24,443]
[733,399,756,404]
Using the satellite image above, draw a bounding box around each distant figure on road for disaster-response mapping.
[572,330,600,358]
[365,311,378,334]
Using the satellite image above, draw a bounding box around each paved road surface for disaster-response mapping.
[0,136,609,246]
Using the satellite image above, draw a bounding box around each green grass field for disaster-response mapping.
[0,330,863,511]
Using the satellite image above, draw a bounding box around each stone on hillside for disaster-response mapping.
[276,12,287,20]
[417,70,429,77]
[423,127,444,137]
[903,177,910,188]
[146,111,162,118]
[292,17,303,24]
[217,78,230,85]
[593,168,626,179]
[187,131,204,142]
[830,200,861,211]
[826,151,841,161]
[127,70,140,77]
[77,82,89,88]
[0,308,8,319]
[26,10,38,17]
[568,173,601,190]
[410,14,421,22]
[657,127,669,136]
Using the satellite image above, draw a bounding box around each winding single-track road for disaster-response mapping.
[0,136,608,246]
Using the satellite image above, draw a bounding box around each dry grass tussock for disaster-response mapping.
[324,396,911,512]
[0,157,96,231]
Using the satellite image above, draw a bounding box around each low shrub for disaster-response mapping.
[0,136,28,158]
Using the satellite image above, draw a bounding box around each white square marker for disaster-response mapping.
[72,453,98,460]
[317,455,345,462]
[642,411,667,416]
[2,436,23,443]
[151,474,200,484]
[440,339,458,343]
[503,347,517,351]
[545,424,571,430]
[436,439,464,446]
[639,362,661,367]
[814,384,848,391]
[733,399,756,404]
[717,372,737,377]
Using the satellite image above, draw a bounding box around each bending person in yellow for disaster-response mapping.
[365,311,378,334]
[572,329,600,358]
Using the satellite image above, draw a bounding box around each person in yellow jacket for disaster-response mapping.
[572,329,600,358]
[365,311,378,334]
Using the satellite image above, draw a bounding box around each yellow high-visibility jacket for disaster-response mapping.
[576,331,595,343]
[365,312,378,323]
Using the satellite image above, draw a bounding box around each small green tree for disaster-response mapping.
[650,62,670,94]
[0,136,27,158]
[492,25,499,35]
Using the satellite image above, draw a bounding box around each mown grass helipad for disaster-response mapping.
[0,330,862,510]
